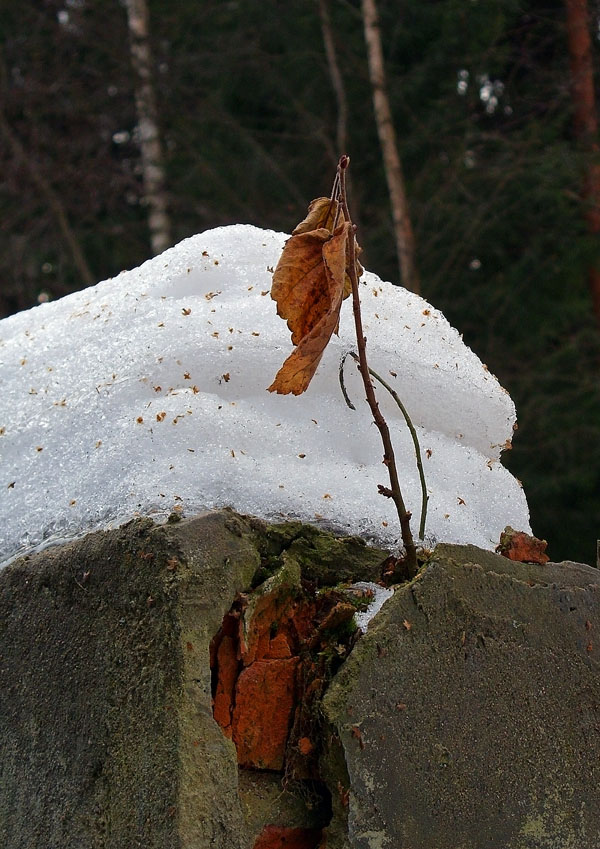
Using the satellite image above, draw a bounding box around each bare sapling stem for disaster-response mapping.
[347,353,428,540]
[339,350,429,539]
[337,155,418,577]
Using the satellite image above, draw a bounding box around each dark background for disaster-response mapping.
[1,0,599,564]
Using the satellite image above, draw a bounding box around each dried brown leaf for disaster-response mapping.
[270,228,331,345]
[292,196,362,298]
[292,197,339,235]
[268,223,350,395]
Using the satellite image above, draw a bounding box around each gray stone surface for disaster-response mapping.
[0,508,385,849]
[0,510,259,849]
[323,543,600,849]
[4,515,600,849]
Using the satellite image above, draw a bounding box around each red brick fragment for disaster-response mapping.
[496,526,549,564]
[265,631,292,659]
[252,825,322,849]
[232,658,298,769]
[289,598,318,643]
[241,592,296,665]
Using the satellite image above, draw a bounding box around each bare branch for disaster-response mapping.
[338,156,418,575]
[361,0,420,294]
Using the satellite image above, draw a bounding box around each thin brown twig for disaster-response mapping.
[348,353,428,540]
[336,155,417,576]
[338,351,357,411]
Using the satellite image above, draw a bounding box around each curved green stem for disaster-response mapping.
[347,352,428,540]
[338,351,357,410]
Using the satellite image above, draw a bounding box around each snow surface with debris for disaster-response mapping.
[0,224,530,566]
[351,583,395,633]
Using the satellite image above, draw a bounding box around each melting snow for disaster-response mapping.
[0,224,530,566]
[351,583,395,633]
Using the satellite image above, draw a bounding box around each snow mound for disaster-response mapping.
[0,224,530,566]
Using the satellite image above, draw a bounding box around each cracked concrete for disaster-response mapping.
[323,543,600,849]
[0,510,385,849]
[3,516,598,849]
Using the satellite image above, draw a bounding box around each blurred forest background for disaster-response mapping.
[1,0,599,564]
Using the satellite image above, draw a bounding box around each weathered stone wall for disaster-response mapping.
[2,513,599,849]
[324,544,600,849]
[0,510,385,849]
[0,511,260,849]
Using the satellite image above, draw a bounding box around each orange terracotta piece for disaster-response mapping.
[288,598,318,644]
[212,576,358,777]
[252,825,322,849]
[496,526,549,565]
[232,657,299,769]
[241,592,296,665]
[265,631,293,659]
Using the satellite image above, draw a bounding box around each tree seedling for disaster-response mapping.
[268,155,422,578]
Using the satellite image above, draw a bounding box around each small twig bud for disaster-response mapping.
[339,154,350,169]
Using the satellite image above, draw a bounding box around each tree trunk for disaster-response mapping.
[565,0,600,324]
[361,0,420,294]
[124,0,172,256]
[318,0,366,259]
[318,0,348,157]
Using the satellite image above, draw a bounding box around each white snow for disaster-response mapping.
[0,224,530,567]
[351,583,395,633]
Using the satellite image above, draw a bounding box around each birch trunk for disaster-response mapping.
[565,0,600,324]
[124,0,172,256]
[361,0,420,294]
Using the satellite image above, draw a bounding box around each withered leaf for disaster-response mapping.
[270,227,331,346]
[268,222,350,395]
[293,196,362,298]
[292,197,339,235]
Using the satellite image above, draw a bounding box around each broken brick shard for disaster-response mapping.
[264,631,293,659]
[496,525,549,564]
[211,562,360,779]
[232,658,299,770]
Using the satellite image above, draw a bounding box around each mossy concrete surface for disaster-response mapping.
[323,543,600,849]
[0,509,385,849]
[4,515,598,849]
[0,510,261,849]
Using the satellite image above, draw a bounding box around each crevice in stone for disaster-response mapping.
[210,554,376,849]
